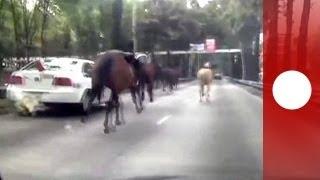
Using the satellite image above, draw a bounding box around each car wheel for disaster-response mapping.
[81,92,90,113]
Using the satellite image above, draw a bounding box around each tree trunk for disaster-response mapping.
[40,0,50,57]
[283,0,293,68]
[0,0,4,14]
[264,0,279,81]
[22,0,30,61]
[297,0,311,71]
[9,0,22,58]
[111,0,123,49]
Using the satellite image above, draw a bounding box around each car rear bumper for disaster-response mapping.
[6,86,85,103]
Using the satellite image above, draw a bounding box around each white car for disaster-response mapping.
[6,57,104,112]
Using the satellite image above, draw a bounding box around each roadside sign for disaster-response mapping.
[205,39,216,52]
[190,43,205,51]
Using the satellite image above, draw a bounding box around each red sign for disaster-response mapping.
[205,39,216,52]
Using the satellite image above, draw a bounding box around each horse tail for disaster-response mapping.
[92,55,114,102]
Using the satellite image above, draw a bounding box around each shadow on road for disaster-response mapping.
[35,105,104,119]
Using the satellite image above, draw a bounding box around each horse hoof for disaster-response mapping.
[104,128,109,134]
[137,108,143,113]
[80,117,86,123]
[116,121,122,126]
[109,126,116,132]
[31,111,37,117]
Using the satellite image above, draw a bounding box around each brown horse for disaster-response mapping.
[160,67,181,92]
[83,50,143,134]
[139,61,162,102]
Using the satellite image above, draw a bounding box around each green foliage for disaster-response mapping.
[0,0,262,59]
[111,0,123,49]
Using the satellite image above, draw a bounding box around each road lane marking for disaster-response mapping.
[157,115,172,125]
[64,124,72,130]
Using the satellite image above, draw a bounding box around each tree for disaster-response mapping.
[189,0,200,8]
[264,0,279,81]
[20,0,40,60]
[39,0,50,57]
[0,0,5,15]
[137,0,204,51]
[283,0,293,67]
[98,0,114,50]
[7,0,41,60]
[0,0,262,60]
[297,0,311,71]
[9,0,23,58]
[111,0,123,49]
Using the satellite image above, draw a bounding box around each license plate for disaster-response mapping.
[41,74,53,79]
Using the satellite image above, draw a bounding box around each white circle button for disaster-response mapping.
[272,70,312,110]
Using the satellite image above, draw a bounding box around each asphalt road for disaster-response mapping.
[0,80,262,180]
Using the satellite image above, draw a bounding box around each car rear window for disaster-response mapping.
[23,59,81,71]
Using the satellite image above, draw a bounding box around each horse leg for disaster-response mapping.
[204,84,210,101]
[104,90,119,133]
[140,82,145,101]
[206,84,211,101]
[134,83,144,111]
[137,85,144,111]
[169,82,173,92]
[130,87,143,113]
[119,97,126,125]
[113,94,122,126]
[162,80,166,92]
[147,82,153,102]
[199,84,204,102]
[103,100,114,134]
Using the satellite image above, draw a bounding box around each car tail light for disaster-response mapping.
[9,75,24,85]
[53,77,72,86]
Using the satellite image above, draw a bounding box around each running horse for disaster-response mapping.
[160,67,181,92]
[83,50,143,134]
[138,54,162,102]
[197,62,213,102]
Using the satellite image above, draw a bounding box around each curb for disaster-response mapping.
[228,77,263,90]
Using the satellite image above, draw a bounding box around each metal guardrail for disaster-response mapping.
[226,76,262,90]
[235,79,262,90]
[152,49,241,55]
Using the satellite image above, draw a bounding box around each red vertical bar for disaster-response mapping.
[264,0,320,179]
